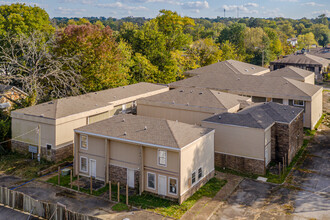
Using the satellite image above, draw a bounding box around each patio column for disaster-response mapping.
[139,145,144,195]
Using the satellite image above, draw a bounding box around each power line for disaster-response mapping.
[0,127,38,145]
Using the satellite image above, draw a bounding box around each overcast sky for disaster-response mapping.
[1,0,330,19]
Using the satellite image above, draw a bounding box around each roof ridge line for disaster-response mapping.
[208,89,226,108]
[284,78,309,97]
[165,120,180,148]
[224,60,241,75]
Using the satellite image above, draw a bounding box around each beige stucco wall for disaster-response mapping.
[11,116,56,149]
[305,74,315,85]
[201,121,266,160]
[137,104,216,125]
[180,131,214,196]
[311,89,323,129]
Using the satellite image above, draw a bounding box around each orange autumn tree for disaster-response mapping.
[55,23,129,92]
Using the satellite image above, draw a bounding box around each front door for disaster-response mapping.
[127,169,135,188]
[158,175,166,196]
[90,159,96,178]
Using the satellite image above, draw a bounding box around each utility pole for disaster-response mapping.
[37,124,41,162]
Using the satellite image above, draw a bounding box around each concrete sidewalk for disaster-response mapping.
[180,172,243,220]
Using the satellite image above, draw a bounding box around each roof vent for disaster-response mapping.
[199,92,203,95]
[114,96,116,98]
[218,116,222,119]
[237,78,240,80]
[123,86,125,88]
[190,90,193,93]
[218,92,221,94]
[172,100,175,104]
[144,126,147,130]
[40,114,44,117]
[245,69,248,72]
[95,92,97,94]
[292,111,295,114]
[124,132,127,136]
[180,90,184,92]
[186,102,189,106]
[284,108,287,110]
[122,118,125,122]
[48,101,53,104]
[251,67,255,70]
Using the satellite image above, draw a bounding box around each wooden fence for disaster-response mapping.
[0,186,101,220]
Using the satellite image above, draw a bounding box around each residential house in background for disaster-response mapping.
[169,61,323,129]
[74,114,215,204]
[269,53,330,81]
[11,83,168,162]
[137,88,251,125]
[261,66,315,84]
[201,102,304,175]
[0,85,27,110]
[287,38,298,47]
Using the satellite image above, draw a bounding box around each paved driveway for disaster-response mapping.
[211,129,330,220]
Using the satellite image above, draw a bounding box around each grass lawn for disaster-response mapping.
[0,152,55,179]
[47,175,226,219]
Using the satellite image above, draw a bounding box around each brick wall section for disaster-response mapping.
[215,152,265,175]
[11,140,73,162]
[273,112,303,164]
[179,170,215,204]
[288,112,304,164]
[109,165,140,189]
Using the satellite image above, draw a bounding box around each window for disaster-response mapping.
[158,149,167,167]
[80,156,88,173]
[192,171,196,185]
[46,144,52,156]
[169,177,177,195]
[272,98,283,104]
[266,97,272,102]
[80,135,88,150]
[198,167,203,180]
[293,100,304,107]
[147,172,156,189]
[252,96,266,103]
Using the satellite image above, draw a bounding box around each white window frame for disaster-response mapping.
[198,167,203,180]
[147,172,156,190]
[293,100,304,107]
[157,149,167,167]
[168,177,178,195]
[80,156,88,173]
[80,134,88,150]
[191,170,196,185]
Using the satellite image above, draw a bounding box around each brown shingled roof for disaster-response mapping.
[13,83,167,119]
[138,88,250,114]
[75,114,213,149]
[270,54,330,67]
[262,66,314,80]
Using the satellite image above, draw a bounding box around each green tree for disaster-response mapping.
[297,32,317,49]
[187,38,222,67]
[0,3,54,36]
[312,24,330,47]
[55,24,129,92]
[130,53,160,83]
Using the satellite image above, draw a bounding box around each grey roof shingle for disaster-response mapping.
[270,54,330,67]
[76,114,213,149]
[185,60,268,76]
[138,88,251,113]
[203,102,304,129]
[307,48,330,60]
[13,83,167,119]
[262,66,314,80]
[169,68,322,100]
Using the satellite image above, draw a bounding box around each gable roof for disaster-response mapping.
[13,83,167,119]
[138,87,250,114]
[203,102,304,129]
[185,60,268,76]
[262,66,314,80]
[307,48,330,60]
[169,70,322,101]
[75,114,213,149]
[270,54,330,67]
